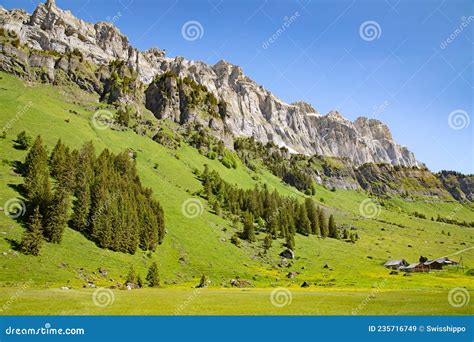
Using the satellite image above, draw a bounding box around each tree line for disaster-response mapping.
[19,136,165,256]
[198,165,340,250]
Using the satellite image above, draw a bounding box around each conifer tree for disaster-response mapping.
[23,136,51,214]
[20,206,43,256]
[328,214,338,239]
[125,265,137,287]
[146,262,160,287]
[44,187,70,243]
[305,198,320,235]
[286,234,295,250]
[319,208,328,238]
[137,275,144,288]
[297,203,311,236]
[241,212,256,242]
[263,233,273,252]
[50,139,76,191]
[15,130,32,150]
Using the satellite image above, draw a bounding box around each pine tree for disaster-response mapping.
[328,214,338,239]
[286,234,295,250]
[297,203,311,236]
[125,265,137,288]
[20,206,43,256]
[23,136,51,214]
[305,198,320,235]
[263,233,273,252]
[342,228,349,239]
[146,262,160,287]
[44,187,70,243]
[70,171,91,233]
[50,139,76,191]
[137,275,144,288]
[15,130,32,150]
[319,208,328,238]
[241,212,255,242]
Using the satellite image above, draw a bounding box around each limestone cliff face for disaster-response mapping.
[0,0,421,167]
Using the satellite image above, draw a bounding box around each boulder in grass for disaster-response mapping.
[301,281,310,288]
[279,249,295,259]
[286,271,299,279]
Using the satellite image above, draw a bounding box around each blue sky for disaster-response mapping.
[4,0,473,173]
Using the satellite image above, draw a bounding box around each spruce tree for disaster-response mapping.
[319,208,329,238]
[263,233,273,252]
[44,187,70,243]
[297,203,311,236]
[20,206,43,256]
[146,262,160,287]
[328,214,338,239]
[23,136,51,214]
[15,130,32,150]
[305,198,320,235]
[241,212,256,242]
[125,265,137,288]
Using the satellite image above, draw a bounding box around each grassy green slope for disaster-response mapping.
[0,72,472,314]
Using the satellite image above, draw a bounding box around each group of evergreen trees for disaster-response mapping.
[19,136,165,255]
[234,137,316,194]
[199,165,340,250]
[125,262,160,289]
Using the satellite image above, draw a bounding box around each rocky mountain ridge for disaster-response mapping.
[1,0,419,167]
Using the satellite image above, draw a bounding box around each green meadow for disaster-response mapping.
[0,72,472,315]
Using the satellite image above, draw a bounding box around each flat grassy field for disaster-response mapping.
[0,72,472,315]
[1,288,472,315]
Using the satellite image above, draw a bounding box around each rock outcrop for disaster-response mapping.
[0,1,421,167]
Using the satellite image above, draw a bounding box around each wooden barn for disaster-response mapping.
[400,263,429,273]
[424,257,459,270]
[384,259,409,270]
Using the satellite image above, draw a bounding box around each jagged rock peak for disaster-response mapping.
[46,0,55,9]
[291,101,319,116]
[0,1,421,167]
